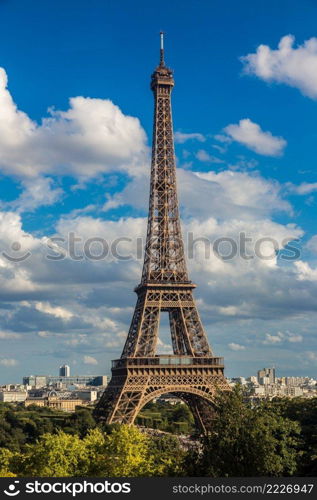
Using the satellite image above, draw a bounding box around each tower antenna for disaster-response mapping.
[160,31,165,66]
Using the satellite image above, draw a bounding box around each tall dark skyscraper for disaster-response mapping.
[59,364,70,377]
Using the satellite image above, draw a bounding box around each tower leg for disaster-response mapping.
[180,394,216,434]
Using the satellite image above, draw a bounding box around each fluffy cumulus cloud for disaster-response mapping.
[0,358,18,367]
[295,261,317,281]
[241,35,317,99]
[0,332,22,339]
[0,190,316,379]
[306,235,317,254]
[0,67,148,180]
[263,331,303,345]
[33,302,74,321]
[83,355,98,365]
[195,149,224,163]
[7,177,63,213]
[174,132,205,143]
[104,167,291,219]
[223,119,286,156]
[228,343,246,351]
[1,67,317,380]
[307,352,317,361]
[289,182,317,195]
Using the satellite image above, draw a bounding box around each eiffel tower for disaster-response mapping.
[95,33,230,433]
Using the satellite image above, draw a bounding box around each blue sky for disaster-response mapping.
[0,0,317,383]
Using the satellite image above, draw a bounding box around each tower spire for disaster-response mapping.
[160,31,165,66]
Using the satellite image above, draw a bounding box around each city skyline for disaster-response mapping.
[0,0,317,383]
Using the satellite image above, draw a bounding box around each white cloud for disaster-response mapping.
[0,67,148,180]
[291,182,317,195]
[223,119,286,156]
[241,35,317,99]
[0,203,315,377]
[83,355,98,365]
[228,343,246,351]
[37,331,50,338]
[306,235,317,254]
[218,306,239,316]
[174,132,205,143]
[214,134,232,144]
[0,211,39,250]
[0,212,42,297]
[287,333,303,343]
[263,331,303,344]
[195,149,224,163]
[307,352,317,361]
[212,144,227,154]
[104,167,291,219]
[7,177,63,213]
[34,302,74,321]
[189,169,291,218]
[263,332,284,344]
[0,65,316,377]
[56,215,146,268]
[295,261,317,281]
[0,331,22,339]
[0,358,18,367]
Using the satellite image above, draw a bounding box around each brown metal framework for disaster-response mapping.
[95,34,230,433]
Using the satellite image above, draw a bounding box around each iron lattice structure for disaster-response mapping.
[95,35,230,433]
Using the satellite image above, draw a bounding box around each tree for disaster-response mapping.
[148,433,186,476]
[98,425,156,476]
[0,448,17,477]
[265,397,317,476]
[6,424,183,477]
[12,431,86,477]
[186,387,301,477]
[66,408,96,437]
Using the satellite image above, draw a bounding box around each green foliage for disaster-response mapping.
[1,395,317,477]
[0,403,56,451]
[1,425,184,477]
[98,425,154,476]
[0,403,95,452]
[148,433,186,476]
[264,397,317,476]
[12,431,87,477]
[65,408,96,437]
[0,448,17,477]
[136,401,195,434]
[186,387,301,477]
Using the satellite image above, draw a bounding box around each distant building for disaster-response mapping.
[0,390,27,403]
[25,396,83,412]
[23,376,47,388]
[156,394,184,405]
[286,386,303,397]
[23,374,107,388]
[72,390,98,402]
[46,375,107,387]
[250,383,304,399]
[230,377,247,385]
[286,376,307,387]
[257,367,276,385]
[59,364,70,377]
[24,388,98,411]
[253,386,265,395]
